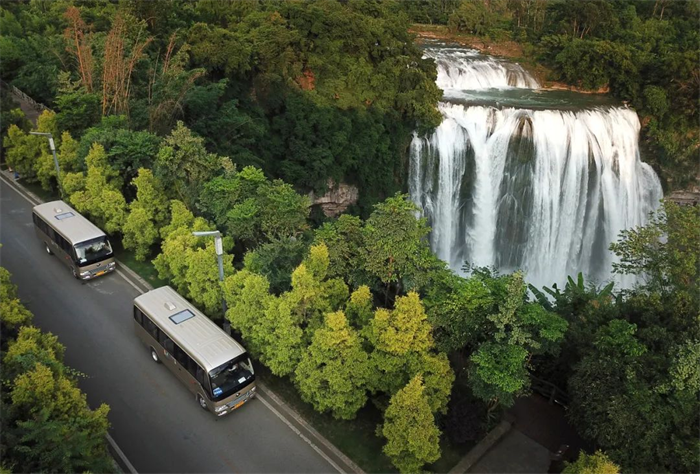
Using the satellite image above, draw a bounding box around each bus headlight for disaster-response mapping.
[108,262,116,268]
[215,405,227,413]
[80,271,90,277]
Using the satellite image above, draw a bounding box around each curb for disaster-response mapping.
[115,258,153,291]
[448,419,513,474]
[257,381,366,474]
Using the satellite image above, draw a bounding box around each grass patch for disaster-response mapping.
[257,364,472,474]
[111,238,167,288]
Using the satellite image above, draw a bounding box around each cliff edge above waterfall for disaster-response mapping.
[411,26,609,95]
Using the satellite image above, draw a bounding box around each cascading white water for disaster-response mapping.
[424,46,540,91]
[410,46,663,288]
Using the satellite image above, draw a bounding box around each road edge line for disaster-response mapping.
[256,393,345,474]
[257,382,365,474]
[106,433,138,474]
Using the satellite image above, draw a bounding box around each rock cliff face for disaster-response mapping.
[310,180,359,217]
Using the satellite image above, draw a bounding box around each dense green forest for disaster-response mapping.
[404,0,699,189]
[0,0,441,212]
[1,1,698,473]
[0,262,114,473]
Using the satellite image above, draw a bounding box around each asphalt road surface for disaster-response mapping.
[0,177,340,474]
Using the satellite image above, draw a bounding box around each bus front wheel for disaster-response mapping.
[196,394,208,411]
[45,243,53,255]
[150,348,160,363]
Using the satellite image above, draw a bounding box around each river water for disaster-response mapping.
[409,44,663,288]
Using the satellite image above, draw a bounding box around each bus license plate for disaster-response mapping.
[95,271,106,277]
[234,401,246,410]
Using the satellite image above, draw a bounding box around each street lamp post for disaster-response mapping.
[29,131,63,197]
[192,230,230,335]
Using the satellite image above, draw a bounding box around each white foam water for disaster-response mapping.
[411,48,662,288]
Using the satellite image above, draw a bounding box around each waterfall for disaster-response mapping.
[424,46,540,91]
[410,46,663,288]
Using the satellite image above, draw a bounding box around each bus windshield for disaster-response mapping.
[74,237,113,266]
[209,355,254,400]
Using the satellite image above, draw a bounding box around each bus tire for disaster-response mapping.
[150,347,160,363]
[71,267,80,279]
[45,243,53,255]
[196,394,208,411]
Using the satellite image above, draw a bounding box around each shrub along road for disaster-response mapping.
[0,176,344,474]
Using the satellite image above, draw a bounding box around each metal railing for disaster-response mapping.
[530,375,569,408]
[1,79,54,114]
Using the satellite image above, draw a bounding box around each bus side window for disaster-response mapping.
[196,365,210,393]
[186,357,198,378]
[158,330,173,352]
[59,235,71,254]
[173,344,191,367]
[133,307,144,325]
[144,317,159,341]
[162,336,174,354]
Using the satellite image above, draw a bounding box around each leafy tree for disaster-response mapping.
[367,291,453,413]
[76,117,162,190]
[122,207,158,261]
[122,168,170,260]
[465,272,566,409]
[54,72,101,136]
[0,266,32,338]
[562,450,620,474]
[381,375,441,474]
[568,320,699,473]
[284,244,349,338]
[4,363,113,474]
[363,194,434,299]
[469,342,529,409]
[611,201,699,297]
[198,166,310,249]
[222,269,274,358]
[295,311,370,420]
[243,236,310,294]
[314,214,367,285]
[1,299,113,474]
[57,131,80,173]
[252,294,304,376]
[3,110,58,188]
[3,326,66,383]
[154,121,226,209]
[68,143,127,234]
[185,242,234,315]
[345,285,374,329]
[153,200,233,314]
[424,269,497,353]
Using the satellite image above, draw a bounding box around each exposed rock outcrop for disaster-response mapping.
[310,180,359,217]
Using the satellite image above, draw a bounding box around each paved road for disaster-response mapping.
[0,177,339,474]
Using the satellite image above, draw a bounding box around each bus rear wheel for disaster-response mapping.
[196,394,208,411]
[150,348,160,363]
[45,243,53,255]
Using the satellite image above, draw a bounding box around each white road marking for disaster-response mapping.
[256,394,345,474]
[106,433,138,474]
[2,173,348,474]
[116,268,146,294]
[0,174,40,205]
